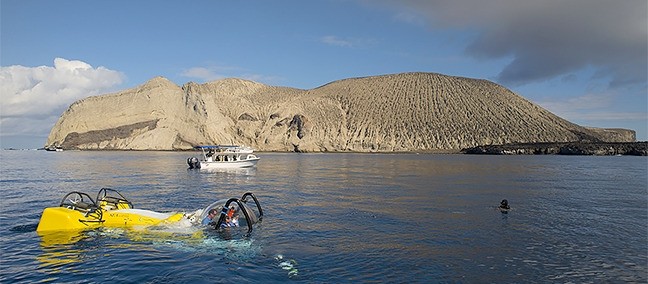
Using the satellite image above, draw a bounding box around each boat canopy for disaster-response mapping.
[194,145,241,150]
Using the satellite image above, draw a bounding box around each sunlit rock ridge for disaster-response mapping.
[46,72,635,152]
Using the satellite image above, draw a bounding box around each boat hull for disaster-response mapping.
[37,207,102,231]
[199,157,260,169]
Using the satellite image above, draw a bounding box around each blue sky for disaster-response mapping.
[1,0,646,149]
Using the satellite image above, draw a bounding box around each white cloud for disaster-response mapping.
[319,35,377,48]
[540,92,614,112]
[180,67,224,82]
[180,64,247,82]
[0,58,124,139]
[320,35,355,47]
[180,65,284,85]
[240,73,285,85]
[538,91,647,122]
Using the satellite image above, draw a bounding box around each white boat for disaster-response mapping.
[187,145,260,169]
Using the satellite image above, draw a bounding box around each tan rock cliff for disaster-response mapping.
[46,72,636,151]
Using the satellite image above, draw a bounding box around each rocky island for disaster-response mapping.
[45,72,638,153]
[462,142,647,156]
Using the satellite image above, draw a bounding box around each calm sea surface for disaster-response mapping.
[0,150,646,283]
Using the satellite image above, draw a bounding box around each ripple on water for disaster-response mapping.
[1,152,646,283]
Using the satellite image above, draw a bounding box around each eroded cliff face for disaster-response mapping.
[45,72,635,151]
[47,77,209,150]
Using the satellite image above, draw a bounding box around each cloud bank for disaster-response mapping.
[0,58,124,145]
[537,90,647,133]
[379,0,647,88]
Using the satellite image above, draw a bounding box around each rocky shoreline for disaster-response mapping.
[461,142,648,156]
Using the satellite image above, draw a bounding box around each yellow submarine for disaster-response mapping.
[36,188,186,232]
[37,188,263,234]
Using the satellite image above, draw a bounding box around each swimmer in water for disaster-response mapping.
[498,199,510,213]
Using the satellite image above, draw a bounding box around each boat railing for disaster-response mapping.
[214,198,254,236]
[241,192,263,219]
[96,187,133,210]
[59,191,103,221]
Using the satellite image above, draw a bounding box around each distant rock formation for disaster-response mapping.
[45,72,636,152]
[462,142,648,156]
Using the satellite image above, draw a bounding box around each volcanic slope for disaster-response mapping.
[46,72,634,151]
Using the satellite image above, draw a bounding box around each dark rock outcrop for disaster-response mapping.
[462,142,648,156]
[61,120,159,150]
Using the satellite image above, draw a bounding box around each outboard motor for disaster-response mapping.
[187,157,201,169]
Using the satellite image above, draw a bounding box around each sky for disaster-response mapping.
[1,0,646,149]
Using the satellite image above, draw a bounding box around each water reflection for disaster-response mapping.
[36,225,262,273]
[38,230,90,247]
[37,230,90,273]
[37,248,84,274]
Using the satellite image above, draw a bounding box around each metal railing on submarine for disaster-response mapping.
[213,192,263,236]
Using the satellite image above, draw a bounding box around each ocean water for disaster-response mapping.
[0,150,646,283]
